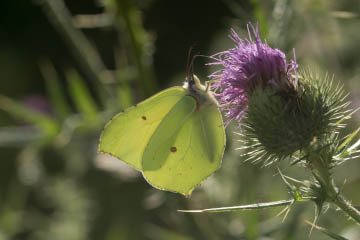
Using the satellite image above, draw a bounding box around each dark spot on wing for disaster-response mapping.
[170,146,177,152]
[142,116,147,120]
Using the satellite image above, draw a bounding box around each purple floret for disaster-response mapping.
[209,23,298,126]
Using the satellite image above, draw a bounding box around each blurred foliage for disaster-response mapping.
[0,0,359,239]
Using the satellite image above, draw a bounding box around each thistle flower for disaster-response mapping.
[209,23,350,165]
[209,23,298,126]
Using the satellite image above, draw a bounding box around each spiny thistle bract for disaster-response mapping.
[239,69,350,165]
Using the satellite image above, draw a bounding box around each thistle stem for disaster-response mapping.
[328,179,360,224]
[311,158,360,224]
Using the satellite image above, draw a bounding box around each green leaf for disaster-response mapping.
[250,0,268,38]
[0,95,60,140]
[108,0,159,98]
[66,69,100,126]
[116,67,134,110]
[39,59,71,120]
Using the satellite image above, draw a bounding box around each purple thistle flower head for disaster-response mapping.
[209,23,298,126]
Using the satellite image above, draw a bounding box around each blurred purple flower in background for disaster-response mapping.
[209,23,298,126]
[23,95,53,116]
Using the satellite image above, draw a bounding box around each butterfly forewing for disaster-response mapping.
[98,87,187,170]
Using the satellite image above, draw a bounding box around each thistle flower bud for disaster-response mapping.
[241,70,348,165]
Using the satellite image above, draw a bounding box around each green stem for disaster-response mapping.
[40,0,114,107]
[112,0,158,98]
[310,153,360,224]
[327,180,360,224]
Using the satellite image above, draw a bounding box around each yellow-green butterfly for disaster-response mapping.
[98,64,226,196]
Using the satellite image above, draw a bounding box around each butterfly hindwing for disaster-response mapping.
[142,97,225,196]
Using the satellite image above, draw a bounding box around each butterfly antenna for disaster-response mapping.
[186,45,196,86]
[187,46,207,88]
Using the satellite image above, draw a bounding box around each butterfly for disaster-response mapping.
[98,57,226,196]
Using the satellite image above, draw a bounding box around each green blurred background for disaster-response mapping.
[0,0,360,239]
